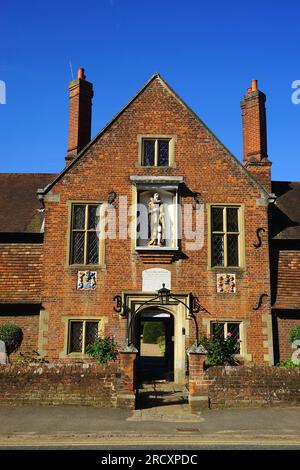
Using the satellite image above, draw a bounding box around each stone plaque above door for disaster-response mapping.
[142,268,171,292]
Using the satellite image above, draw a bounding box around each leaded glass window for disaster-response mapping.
[211,206,241,267]
[211,322,241,354]
[70,204,100,265]
[68,320,99,354]
[142,138,170,166]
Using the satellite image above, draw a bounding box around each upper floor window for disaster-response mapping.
[210,205,243,268]
[70,204,99,265]
[142,138,170,166]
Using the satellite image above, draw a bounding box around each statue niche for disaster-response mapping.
[148,193,165,247]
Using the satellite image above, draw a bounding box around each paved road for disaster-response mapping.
[1,403,300,452]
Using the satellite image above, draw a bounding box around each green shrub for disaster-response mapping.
[86,335,118,364]
[0,323,23,355]
[142,322,164,344]
[198,332,240,366]
[277,359,300,368]
[157,335,166,355]
[288,326,300,344]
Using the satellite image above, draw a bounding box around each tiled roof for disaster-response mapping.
[0,174,57,233]
[270,181,300,239]
[0,243,43,303]
[272,249,300,309]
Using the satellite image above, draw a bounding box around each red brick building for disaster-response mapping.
[0,69,299,382]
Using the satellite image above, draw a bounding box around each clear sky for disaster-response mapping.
[0,0,299,181]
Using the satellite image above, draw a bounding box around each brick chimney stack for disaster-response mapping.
[65,67,94,166]
[241,80,271,192]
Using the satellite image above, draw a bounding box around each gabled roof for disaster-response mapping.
[0,173,57,233]
[270,181,300,239]
[38,73,271,199]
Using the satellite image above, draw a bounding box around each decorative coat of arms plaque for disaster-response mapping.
[216,273,236,293]
[77,271,97,290]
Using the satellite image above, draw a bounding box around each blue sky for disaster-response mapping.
[0,0,299,181]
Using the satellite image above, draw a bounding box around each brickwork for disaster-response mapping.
[240,85,271,192]
[188,352,213,411]
[66,68,93,165]
[207,365,300,408]
[41,76,273,367]
[0,363,119,407]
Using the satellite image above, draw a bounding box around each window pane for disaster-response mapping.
[73,205,85,229]
[88,205,98,229]
[212,234,224,266]
[212,207,224,232]
[227,208,239,232]
[72,231,85,264]
[85,322,99,352]
[69,322,83,353]
[143,140,155,166]
[212,323,225,339]
[227,234,239,266]
[228,323,241,353]
[87,231,99,264]
[157,140,169,166]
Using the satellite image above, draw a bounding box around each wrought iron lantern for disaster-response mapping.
[157,283,170,305]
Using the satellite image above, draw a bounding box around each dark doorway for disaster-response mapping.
[136,309,174,383]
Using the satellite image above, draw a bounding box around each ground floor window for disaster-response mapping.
[68,320,99,354]
[211,321,242,354]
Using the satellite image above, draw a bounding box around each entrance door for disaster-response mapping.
[136,309,174,382]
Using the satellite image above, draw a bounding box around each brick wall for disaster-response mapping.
[0,351,137,408]
[207,365,300,408]
[0,362,120,407]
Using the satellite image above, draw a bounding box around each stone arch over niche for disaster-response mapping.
[137,188,178,248]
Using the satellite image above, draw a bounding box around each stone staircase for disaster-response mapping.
[137,381,189,409]
[127,381,202,422]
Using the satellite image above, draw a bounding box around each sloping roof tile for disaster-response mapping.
[270,181,300,239]
[0,174,57,233]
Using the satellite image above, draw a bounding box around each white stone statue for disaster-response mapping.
[148,193,165,246]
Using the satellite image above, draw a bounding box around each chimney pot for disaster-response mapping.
[77,67,86,80]
[251,79,258,92]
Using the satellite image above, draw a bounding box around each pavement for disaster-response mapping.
[1,382,300,448]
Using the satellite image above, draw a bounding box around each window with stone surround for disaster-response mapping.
[68,319,99,354]
[209,205,244,268]
[142,138,170,166]
[211,321,242,354]
[137,135,176,167]
[70,203,100,265]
